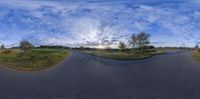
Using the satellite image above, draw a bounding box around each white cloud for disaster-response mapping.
[0,0,63,10]
[69,17,101,42]
[0,0,200,48]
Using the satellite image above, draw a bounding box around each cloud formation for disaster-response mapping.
[0,0,200,48]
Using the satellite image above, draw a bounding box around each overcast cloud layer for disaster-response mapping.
[0,0,200,48]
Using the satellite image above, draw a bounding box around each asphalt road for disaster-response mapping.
[1,51,200,99]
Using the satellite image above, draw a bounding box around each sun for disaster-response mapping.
[95,45,106,49]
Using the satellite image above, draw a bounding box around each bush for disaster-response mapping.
[1,49,11,54]
[16,52,24,57]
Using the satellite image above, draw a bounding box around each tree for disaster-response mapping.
[20,40,33,53]
[149,45,155,49]
[195,44,200,52]
[195,45,199,49]
[79,46,84,50]
[130,34,138,50]
[1,44,5,49]
[137,32,150,53]
[130,32,150,53]
[118,42,126,52]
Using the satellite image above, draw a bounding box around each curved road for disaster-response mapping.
[1,51,200,99]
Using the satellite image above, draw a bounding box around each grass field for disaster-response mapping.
[82,49,164,60]
[192,50,200,63]
[0,48,70,71]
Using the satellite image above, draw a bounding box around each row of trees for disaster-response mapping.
[0,31,196,54]
[1,32,150,54]
[0,40,32,54]
[1,40,70,52]
[118,32,150,53]
[1,40,33,50]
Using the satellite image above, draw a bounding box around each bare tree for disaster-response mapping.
[130,34,138,50]
[118,42,126,52]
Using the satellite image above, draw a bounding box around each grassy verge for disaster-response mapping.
[0,48,70,71]
[192,50,200,63]
[81,49,164,60]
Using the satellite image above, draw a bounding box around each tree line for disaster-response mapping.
[0,31,195,54]
[1,32,151,54]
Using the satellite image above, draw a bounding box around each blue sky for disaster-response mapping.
[0,0,200,48]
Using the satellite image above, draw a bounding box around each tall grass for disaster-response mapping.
[83,49,164,60]
[0,49,69,71]
[192,50,200,63]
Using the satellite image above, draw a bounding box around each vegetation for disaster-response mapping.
[79,32,164,60]
[194,44,200,52]
[20,40,33,53]
[38,45,68,49]
[118,42,126,52]
[82,49,164,60]
[1,44,5,49]
[0,48,69,71]
[193,50,200,63]
[79,46,85,50]
[0,40,70,71]
[1,49,11,54]
[130,32,150,53]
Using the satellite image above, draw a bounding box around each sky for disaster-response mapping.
[0,0,200,48]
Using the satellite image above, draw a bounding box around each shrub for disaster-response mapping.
[1,49,11,54]
[16,52,24,57]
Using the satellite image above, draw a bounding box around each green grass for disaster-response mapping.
[82,49,164,60]
[192,50,200,63]
[0,48,70,71]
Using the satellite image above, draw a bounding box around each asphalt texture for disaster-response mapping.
[1,51,200,99]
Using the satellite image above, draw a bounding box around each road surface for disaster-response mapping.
[1,51,200,99]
